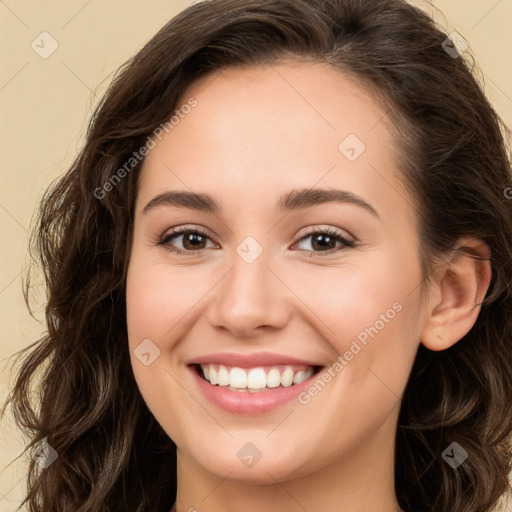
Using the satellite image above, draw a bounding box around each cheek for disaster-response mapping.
[288,252,419,397]
[125,254,195,440]
[126,255,208,348]
[278,255,409,341]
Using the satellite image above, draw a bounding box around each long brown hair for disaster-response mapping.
[3,1,512,511]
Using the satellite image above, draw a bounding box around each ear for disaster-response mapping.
[421,237,492,351]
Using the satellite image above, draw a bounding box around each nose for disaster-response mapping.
[207,245,290,339]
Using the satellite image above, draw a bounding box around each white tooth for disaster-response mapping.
[217,365,230,386]
[293,370,307,385]
[202,365,210,381]
[247,368,267,389]
[209,364,218,385]
[229,367,247,388]
[303,368,313,380]
[266,368,281,388]
[281,366,294,387]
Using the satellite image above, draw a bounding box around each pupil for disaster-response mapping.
[185,233,204,250]
[314,234,334,250]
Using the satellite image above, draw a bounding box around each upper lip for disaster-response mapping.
[187,351,323,368]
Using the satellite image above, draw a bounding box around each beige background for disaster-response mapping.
[1,1,511,510]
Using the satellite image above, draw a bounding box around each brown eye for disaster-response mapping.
[181,232,207,250]
[157,227,216,254]
[294,228,355,255]
[309,233,339,251]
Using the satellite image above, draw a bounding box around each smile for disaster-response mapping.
[186,352,324,414]
[197,363,317,392]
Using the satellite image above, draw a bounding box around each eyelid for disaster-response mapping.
[294,224,355,242]
[157,224,214,243]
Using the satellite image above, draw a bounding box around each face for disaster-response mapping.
[126,61,428,483]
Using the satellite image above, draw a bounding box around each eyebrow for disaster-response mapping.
[142,188,379,218]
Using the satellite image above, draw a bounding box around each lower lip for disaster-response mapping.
[189,366,320,414]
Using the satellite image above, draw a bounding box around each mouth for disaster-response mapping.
[190,363,324,393]
[186,354,326,414]
[185,351,327,414]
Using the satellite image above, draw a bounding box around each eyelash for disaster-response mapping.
[156,226,356,258]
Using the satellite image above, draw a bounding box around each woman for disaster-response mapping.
[4,0,512,511]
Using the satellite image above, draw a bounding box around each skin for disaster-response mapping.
[125,61,491,512]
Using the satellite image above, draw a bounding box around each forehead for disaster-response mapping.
[137,61,410,224]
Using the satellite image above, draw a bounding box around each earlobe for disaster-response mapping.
[420,237,492,352]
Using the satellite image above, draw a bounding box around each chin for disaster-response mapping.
[183,436,313,484]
